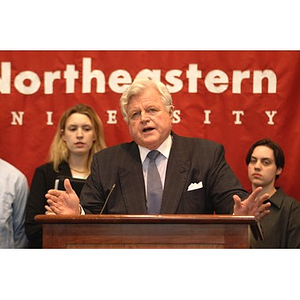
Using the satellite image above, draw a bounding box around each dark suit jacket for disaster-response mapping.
[81,133,248,214]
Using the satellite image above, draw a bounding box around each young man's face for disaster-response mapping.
[248,145,282,189]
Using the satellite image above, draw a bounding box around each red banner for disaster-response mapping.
[1,51,299,201]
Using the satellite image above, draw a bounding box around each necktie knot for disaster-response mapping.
[147,150,160,161]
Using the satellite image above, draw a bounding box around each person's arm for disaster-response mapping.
[13,174,29,248]
[206,143,248,213]
[206,143,270,219]
[25,167,51,246]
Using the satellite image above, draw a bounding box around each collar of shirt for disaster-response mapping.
[138,134,172,163]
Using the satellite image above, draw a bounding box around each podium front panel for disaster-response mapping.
[35,214,259,249]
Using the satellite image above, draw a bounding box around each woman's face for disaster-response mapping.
[62,113,95,156]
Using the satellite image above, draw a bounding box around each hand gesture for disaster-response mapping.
[233,187,271,221]
[45,178,81,215]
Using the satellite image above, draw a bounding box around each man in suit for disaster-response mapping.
[46,78,270,219]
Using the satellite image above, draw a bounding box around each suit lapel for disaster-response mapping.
[160,134,191,213]
[118,143,148,214]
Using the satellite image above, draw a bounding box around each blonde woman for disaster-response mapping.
[25,103,106,248]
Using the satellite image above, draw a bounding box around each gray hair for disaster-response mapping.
[120,77,173,123]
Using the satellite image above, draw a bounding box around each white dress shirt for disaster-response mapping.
[0,159,29,248]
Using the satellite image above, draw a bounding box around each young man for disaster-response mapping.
[246,138,300,248]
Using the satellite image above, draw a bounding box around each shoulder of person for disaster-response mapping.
[173,132,223,149]
[95,141,137,156]
[275,187,300,208]
[35,162,55,172]
[0,158,26,178]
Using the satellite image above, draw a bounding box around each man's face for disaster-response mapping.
[247,145,282,189]
[126,86,173,150]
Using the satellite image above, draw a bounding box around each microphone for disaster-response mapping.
[100,184,116,214]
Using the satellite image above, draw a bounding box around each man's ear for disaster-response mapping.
[276,167,283,176]
[169,105,174,117]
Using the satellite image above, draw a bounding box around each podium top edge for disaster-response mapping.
[34,214,257,225]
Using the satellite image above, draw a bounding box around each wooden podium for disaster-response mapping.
[35,214,262,249]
